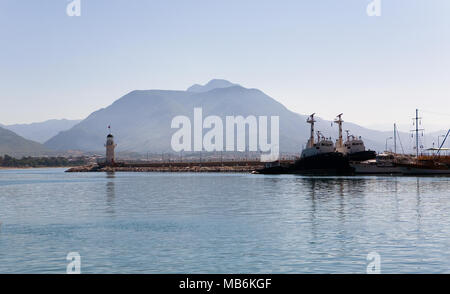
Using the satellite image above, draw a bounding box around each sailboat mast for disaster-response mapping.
[415,109,419,157]
[437,129,450,156]
[411,109,423,158]
[394,123,397,154]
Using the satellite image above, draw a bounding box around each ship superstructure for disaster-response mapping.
[258,113,353,174]
[333,114,376,161]
[301,114,335,158]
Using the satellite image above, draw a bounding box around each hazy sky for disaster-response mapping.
[0,0,449,132]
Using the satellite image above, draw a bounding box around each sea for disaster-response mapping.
[0,168,449,273]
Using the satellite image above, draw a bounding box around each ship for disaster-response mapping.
[397,127,450,175]
[351,110,450,175]
[352,153,450,175]
[396,158,450,175]
[396,111,450,175]
[350,153,406,174]
[333,113,376,162]
[256,113,354,175]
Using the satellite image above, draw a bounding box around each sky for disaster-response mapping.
[0,0,449,132]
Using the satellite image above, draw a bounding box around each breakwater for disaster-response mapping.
[66,160,295,173]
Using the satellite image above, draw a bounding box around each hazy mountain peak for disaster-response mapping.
[0,126,49,157]
[4,119,81,143]
[187,79,240,93]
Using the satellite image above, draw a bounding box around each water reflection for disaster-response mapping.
[300,177,371,249]
[300,177,368,201]
[106,172,115,215]
[416,178,422,233]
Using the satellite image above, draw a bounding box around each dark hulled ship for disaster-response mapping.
[257,113,354,175]
[333,114,376,162]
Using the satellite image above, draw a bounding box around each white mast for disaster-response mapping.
[334,113,344,149]
[306,113,316,148]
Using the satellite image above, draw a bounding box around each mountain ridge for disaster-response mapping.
[4,119,81,143]
[0,126,50,157]
[44,79,435,154]
[187,79,240,93]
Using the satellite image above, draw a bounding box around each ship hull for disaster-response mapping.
[351,163,403,175]
[397,164,450,175]
[256,152,354,175]
[346,150,376,162]
[352,162,450,175]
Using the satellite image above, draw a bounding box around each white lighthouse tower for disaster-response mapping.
[105,131,116,165]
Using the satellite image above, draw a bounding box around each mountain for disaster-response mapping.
[45,79,418,154]
[187,79,240,93]
[4,119,81,143]
[0,126,50,157]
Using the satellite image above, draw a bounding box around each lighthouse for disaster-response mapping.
[105,133,116,165]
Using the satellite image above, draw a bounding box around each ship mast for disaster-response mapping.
[416,109,419,157]
[307,113,316,148]
[334,113,344,148]
[411,109,424,157]
[394,123,397,154]
[316,131,322,143]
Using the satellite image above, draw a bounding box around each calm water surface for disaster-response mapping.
[0,168,449,273]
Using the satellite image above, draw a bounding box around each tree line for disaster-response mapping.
[0,155,88,167]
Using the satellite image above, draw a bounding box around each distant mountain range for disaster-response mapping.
[3,119,81,143]
[0,126,50,157]
[2,80,446,157]
[45,79,424,154]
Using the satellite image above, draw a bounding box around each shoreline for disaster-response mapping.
[65,160,284,173]
[0,166,77,170]
[66,165,263,173]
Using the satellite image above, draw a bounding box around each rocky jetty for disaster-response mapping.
[66,162,266,173]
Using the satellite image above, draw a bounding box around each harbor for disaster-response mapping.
[257,109,450,176]
[67,109,450,176]
[3,0,450,278]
